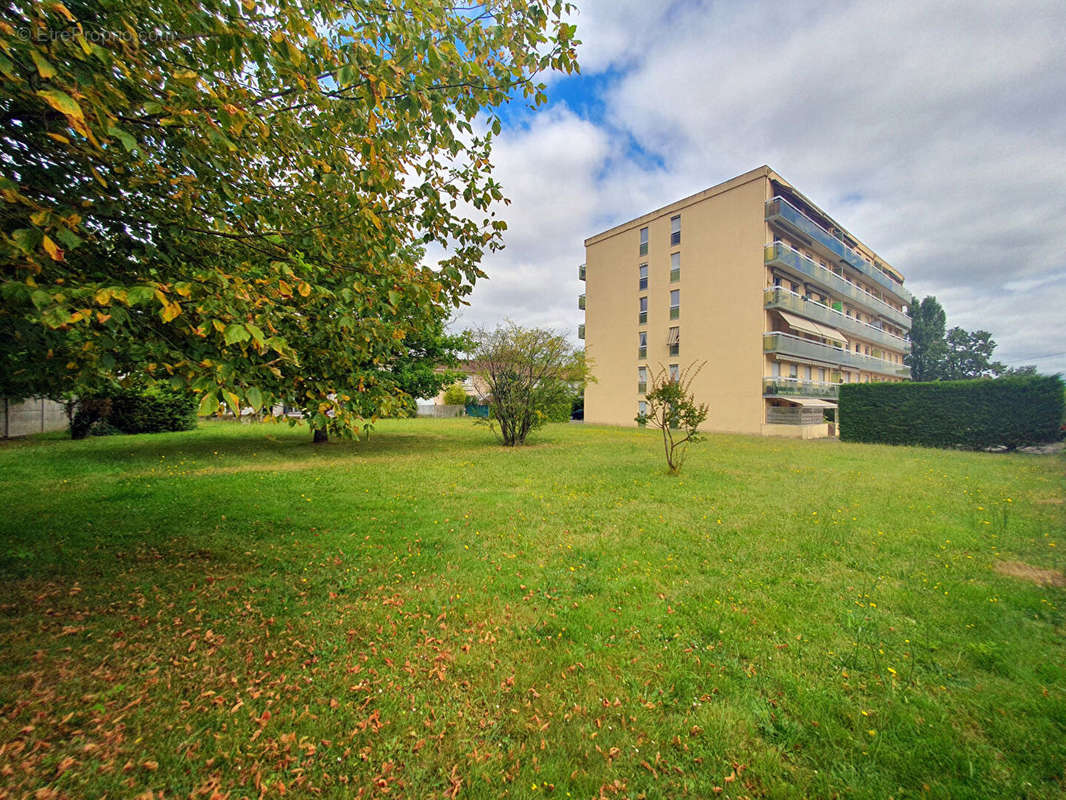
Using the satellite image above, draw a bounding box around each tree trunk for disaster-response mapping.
[312,428,328,444]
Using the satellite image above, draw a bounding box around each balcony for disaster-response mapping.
[763,377,839,399]
[764,243,911,330]
[764,288,910,353]
[578,263,586,281]
[765,197,910,305]
[577,324,585,340]
[578,293,585,310]
[763,332,905,377]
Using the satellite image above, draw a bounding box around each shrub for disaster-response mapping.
[839,376,1064,449]
[442,383,468,406]
[71,384,197,439]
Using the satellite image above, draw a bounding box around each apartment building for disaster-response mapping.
[578,166,911,438]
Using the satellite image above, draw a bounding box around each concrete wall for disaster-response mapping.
[2,397,69,438]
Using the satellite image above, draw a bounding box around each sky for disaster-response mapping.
[448,0,1066,376]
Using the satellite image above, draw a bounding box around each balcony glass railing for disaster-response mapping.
[765,197,911,305]
[764,243,911,330]
[763,288,910,353]
[578,294,585,310]
[763,331,905,377]
[762,377,840,399]
[577,324,585,340]
[578,263,586,281]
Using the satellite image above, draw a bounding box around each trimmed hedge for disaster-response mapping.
[71,384,198,439]
[839,376,1064,449]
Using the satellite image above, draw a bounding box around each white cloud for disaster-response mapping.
[462,0,1066,373]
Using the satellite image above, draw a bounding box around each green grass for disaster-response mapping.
[0,419,1063,799]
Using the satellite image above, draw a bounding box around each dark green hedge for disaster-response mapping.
[72,384,197,439]
[839,376,1064,449]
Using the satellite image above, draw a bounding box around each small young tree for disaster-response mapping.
[636,363,709,475]
[467,323,589,446]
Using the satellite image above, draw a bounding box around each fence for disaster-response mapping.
[2,397,69,438]
[416,404,466,418]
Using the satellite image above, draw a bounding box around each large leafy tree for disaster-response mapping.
[0,0,577,437]
[905,295,948,382]
[942,327,1005,380]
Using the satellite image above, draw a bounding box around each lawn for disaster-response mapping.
[0,419,1063,799]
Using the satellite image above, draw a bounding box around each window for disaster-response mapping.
[772,361,780,377]
[789,363,798,379]
[670,252,680,283]
[638,400,647,418]
[773,274,782,288]
[669,363,680,382]
[668,326,679,357]
[819,367,826,381]
[805,366,812,381]
[639,296,648,324]
[639,263,648,290]
[638,366,647,394]
[670,215,681,246]
[790,281,799,293]
[639,226,648,257]
[638,331,647,359]
[669,289,679,320]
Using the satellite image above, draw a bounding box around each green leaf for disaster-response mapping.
[29,50,57,79]
[36,89,84,121]
[245,386,263,412]
[11,228,42,254]
[223,323,250,345]
[198,391,220,416]
[127,286,156,305]
[106,124,137,152]
[223,390,241,416]
[54,227,83,250]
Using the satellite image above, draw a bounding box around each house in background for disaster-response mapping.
[579,165,912,438]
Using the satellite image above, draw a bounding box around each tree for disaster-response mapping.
[466,323,587,446]
[636,363,709,475]
[0,1,578,439]
[942,327,1006,380]
[906,296,947,382]
[1001,364,1038,377]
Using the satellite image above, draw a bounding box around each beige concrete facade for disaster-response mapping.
[580,166,911,437]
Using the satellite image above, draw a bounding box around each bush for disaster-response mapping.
[839,376,1064,449]
[71,384,197,439]
[442,383,468,406]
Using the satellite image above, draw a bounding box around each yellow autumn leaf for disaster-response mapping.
[41,235,63,261]
[160,300,181,322]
